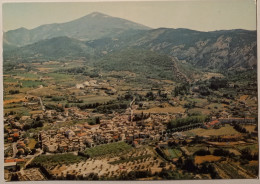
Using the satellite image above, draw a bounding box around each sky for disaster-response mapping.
[2,0,257,32]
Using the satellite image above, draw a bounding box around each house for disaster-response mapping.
[20,116,31,121]
[13,132,19,138]
[4,162,17,171]
[158,141,168,148]
[85,138,95,147]
[132,141,139,148]
[5,159,24,163]
[76,84,84,89]
[47,144,58,153]
[204,120,221,128]
[7,137,13,143]
[192,87,200,93]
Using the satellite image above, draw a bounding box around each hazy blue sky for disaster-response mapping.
[3,0,256,32]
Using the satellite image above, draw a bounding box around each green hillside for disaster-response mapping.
[94,49,176,80]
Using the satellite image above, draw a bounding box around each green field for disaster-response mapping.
[4,106,30,116]
[186,145,216,154]
[215,162,249,179]
[20,80,45,88]
[28,138,37,150]
[188,97,209,107]
[80,95,116,104]
[188,108,211,115]
[84,142,132,157]
[31,153,87,167]
[168,148,182,158]
[236,144,259,153]
[17,72,39,79]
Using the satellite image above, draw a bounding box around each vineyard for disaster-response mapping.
[214,162,255,179]
[30,153,87,168]
[83,142,132,157]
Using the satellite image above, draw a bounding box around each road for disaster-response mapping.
[12,143,18,158]
[38,97,45,111]
[21,149,43,173]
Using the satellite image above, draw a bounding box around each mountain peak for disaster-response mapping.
[88,12,110,17]
[4,11,150,47]
[18,27,28,30]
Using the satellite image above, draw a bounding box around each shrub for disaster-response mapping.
[194,149,211,156]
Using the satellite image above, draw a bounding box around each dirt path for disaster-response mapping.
[38,97,45,111]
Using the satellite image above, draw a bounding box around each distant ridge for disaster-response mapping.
[3,36,95,61]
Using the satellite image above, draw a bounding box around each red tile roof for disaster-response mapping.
[5,159,24,163]
[209,120,220,126]
[133,141,138,145]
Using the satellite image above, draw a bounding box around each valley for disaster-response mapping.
[3,11,258,181]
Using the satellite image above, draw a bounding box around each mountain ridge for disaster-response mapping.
[4,12,150,47]
[85,28,257,71]
[3,13,257,73]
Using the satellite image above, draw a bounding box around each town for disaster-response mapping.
[4,71,258,180]
[3,3,258,181]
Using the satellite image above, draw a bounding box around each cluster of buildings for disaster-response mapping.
[75,79,117,95]
[18,168,46,181]
[5,128,20,143]
[40,113,171,153]
[4,86,258,182]
[204,117,256,128]
[4,159,25,172]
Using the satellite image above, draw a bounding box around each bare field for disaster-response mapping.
[239,95,248,101]
[27,87,61,96]
[183,125,240,136]
[195,155,221,164]
[4,94,27,105]
[242,125,256,133]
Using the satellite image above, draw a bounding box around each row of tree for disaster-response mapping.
[233,123,248,133]
[45,104,64,112]
[23,120,44,130]
[167,115,208,129]
[9,90,20,94]
[173,83,190,97]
